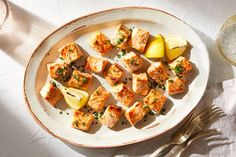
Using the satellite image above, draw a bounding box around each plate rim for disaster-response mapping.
[23,6,209,148]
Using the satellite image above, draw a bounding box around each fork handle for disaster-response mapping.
[149,143,174,157]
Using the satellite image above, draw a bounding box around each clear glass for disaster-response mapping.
[217,15,236,66]
[0,0,9,33]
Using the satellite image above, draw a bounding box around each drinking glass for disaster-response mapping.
[0,0,10,33]
[217,15,236,65]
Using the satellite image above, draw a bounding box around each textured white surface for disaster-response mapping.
[0,0,236,157]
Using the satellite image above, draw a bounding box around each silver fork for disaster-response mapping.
[150,105,224,157]
[165,129,221,157]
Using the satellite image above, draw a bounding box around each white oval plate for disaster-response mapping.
[24,7,209,148]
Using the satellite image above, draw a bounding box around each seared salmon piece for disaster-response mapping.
[47,62,72,81]
[129,27,149,52]
[85,56,108,73]
[104,63,124,85]
[144,89,167,113]
[122,51,143,72]
[112,83,134,107]
[87,86,110,111]
[132,73,149,96]
[100,105,122,128]
[40,81,62,106]
[72,110,94,131]
[89,31,112,55]
[68,69,93,90]
[169,56,192,75]
[147,62,169,84]
[166,77,186,95]
[125,101,149,126]
[58,42,83,64]
[110,24,131,50]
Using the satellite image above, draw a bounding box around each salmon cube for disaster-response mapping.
[100,105,122,128]
[129,27,149,52]
[40,81,62,106]
[89,31,112,55]
[58,42,83,64]
[147,62,169,84]
[132,73,149,96]
[125,102,149,126]
[110,24,131,50]
[68,69,93,90]
[144,89,167,113]
[166,77,186,95]
[47,63,72,81]
[169,56,192,75]
[88,86,110,111]
[85,56,108,73]
[72,110,94,131]
[122,51,143,72]
[112,83,134,107]
[104,64,124,85]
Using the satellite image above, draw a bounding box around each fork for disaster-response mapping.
[149,105,224,157]
[165,129,221,157]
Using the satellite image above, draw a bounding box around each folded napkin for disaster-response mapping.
[114,79,236,157]
[182,79,236,157]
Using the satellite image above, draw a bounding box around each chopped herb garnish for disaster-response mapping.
[75,120,79,127]
[82,76,88,83]
[148,110,155,116]
[143,104,150,109]
[73,74,80,81]
[58,56,64,60]
[121,50,126,56]
[162,84,166,90]
[109,113,113,117]
[168,79,174,83]
[130,58,135,65]
[69,48,73,52]
[59,111,63,114]
[117,54,121,58]
[117,38,124,44]
[82,122,86,127]
[56,68,64,75]
[93,112,99,120]
[122,80,127,84]
[152,98,158,103]
[174,65,183,74]
[51,81,57,87]
[66,112,69,115]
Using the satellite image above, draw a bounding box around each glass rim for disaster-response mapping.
[0,0,10,29]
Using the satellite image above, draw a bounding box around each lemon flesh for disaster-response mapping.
[51,79,89,110]
[165,36,188,61]
[62,87,89,110]
[145,34,165,59]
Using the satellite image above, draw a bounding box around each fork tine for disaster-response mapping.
[206,111,225,123]
[182,106,216,131]
[200,107,223,121]
[202,110,225,125]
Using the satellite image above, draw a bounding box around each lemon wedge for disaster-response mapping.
[145,34,165,59]
[51,79,89,110]
[165,36,188,61]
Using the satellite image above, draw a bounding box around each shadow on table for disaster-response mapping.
[182,136,233,157]
[0,2,55,66]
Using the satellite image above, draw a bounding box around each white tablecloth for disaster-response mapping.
[0,0,236,156]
